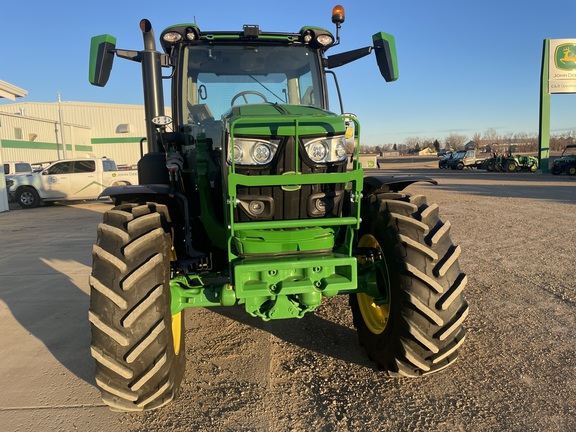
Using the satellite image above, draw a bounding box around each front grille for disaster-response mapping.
[232,137,347,221]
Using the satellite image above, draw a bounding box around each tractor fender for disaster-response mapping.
[99,184,172,200]
[362,175,438,196]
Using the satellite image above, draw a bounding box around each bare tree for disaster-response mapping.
[420,137,438,151]
[444,133,467,150]
[483,128,499,144]
[473,132,482,148]
[404,136,420,149]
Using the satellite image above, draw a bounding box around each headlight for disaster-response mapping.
[228,138,279,165]
[303,136,347,163]
[307,141,328,162]
[162,31,182,43]
[6,179,14,188]
[316,34,334,47]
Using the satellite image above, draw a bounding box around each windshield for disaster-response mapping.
[180,44,324,125]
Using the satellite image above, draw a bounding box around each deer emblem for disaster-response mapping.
[559,46,576,65]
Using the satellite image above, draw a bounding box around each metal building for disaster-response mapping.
[0,101,167,168]
[0,80,29,212]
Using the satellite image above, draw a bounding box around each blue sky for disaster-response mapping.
[1,0,575,146]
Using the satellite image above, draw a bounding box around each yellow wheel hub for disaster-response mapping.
[170,246,182,356]
[172,312,182,355]
[356,234,390,335]
[357,292,390,335]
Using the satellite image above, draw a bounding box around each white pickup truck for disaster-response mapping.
[4,161,33,176]
[6,157,138,208]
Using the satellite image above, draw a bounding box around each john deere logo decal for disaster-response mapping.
[555,43,576,70]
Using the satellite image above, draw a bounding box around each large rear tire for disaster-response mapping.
[351,192,468,376]
[89,202,186,411]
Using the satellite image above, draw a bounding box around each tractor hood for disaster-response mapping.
[223,103,347,137]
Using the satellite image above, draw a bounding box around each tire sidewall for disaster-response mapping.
[89,203,186,411]
[353,194,429,369]
[16,187,40,208]
[352,192,467,376]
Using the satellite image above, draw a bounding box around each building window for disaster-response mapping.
[15,127,23,140]
[116,123,131,133]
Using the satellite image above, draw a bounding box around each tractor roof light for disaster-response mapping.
[316,34,334,47]
[300,28,335,48]
[163,31,183,43]
[185,28,197,41]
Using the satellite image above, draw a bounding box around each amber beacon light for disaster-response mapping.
[331,5,345,24]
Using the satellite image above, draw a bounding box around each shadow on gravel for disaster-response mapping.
[207,305,375,369]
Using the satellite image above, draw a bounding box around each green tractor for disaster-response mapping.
[88,6,468,411]
[484,154,497,172]
[500,154,539,173]
[486,153,538,173]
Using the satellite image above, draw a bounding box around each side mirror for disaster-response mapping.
[372,32,398,82]
[89,34,117,87]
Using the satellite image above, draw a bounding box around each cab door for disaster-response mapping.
[41,161,72,198]
[68,160,97,199]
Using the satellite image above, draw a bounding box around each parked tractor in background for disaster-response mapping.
[510,154,539,172]
[552,144,576,175]
[485,153,538,173]
[87,6,468,411]
[485,154,497,171]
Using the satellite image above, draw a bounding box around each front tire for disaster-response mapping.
[15,187,40,208]
[351,192,469,376]
[89,202,186,411]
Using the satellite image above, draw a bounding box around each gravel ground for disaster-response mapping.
[2,158,574,431]
[123,161,576,431]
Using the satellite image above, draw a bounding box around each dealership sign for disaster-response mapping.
[549,39,576,94]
